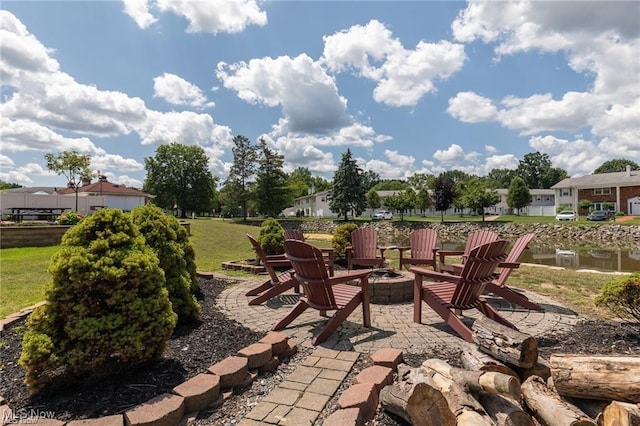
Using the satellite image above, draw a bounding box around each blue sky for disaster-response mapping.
[1,1,639,189]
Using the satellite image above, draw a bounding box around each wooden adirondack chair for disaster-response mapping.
[272,239,373,345]
[245,234,299,305]
[346,227,387,270]
[412,239,516,342]
[484,233,542,310]
[396,228,439,271]
[437,229,498,273]
[283,229,335,276]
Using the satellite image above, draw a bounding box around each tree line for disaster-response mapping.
[22,143,639,220]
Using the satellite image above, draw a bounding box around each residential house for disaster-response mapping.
[288,190,335,217]
[487,188,556,216]
[551,165,640,215]
[56,176,152,212]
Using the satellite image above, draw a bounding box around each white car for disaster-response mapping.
[372,210,393,220]
[555,210,578,221]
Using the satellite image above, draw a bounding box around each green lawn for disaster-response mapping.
[0,217,625,319]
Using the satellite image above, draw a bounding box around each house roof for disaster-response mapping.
[56,180,151,197]
[496,188,554,196]
[551,169,640,189]
[2,187,58,194]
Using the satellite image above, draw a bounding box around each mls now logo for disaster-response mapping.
[2,409,56,424]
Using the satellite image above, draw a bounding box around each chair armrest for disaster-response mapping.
[437,250,464,263]
[499,262,520,269]
[328,269,372,285]
[411,267,462,284]
[396,246,410,251]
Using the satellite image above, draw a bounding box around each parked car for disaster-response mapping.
[555,210,578,221]
[372,210,393,220]
[587,210,613,221]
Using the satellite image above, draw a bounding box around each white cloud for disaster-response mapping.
[529,135,609,176]
[484,154,519,171]
[1,11,234,182]
[0,162,54,186]
[0,154,15,167]
[91,154,144,173]
[155,0,267,34]
[122,0,157,29]
[448,0,640,171]
[433,144,467,163]
[359,149,416,179]
[323,20,467,107]
[218,54,352,134]
[485,145,498,154]
[447,92,498,123]
[153,73,214,109]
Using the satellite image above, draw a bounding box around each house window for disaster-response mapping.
[321,197,325,202]
[536,196,541,201]
[561,189,572,196]
[592,187,612,195]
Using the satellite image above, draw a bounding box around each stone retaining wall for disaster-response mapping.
[0,225,71,249]
[287,220,640,249]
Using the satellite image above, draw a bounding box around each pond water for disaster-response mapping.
[439,242,640,273]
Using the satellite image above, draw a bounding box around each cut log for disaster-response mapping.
[521,376,597,426]
[565,397,609,425]
[550,354,640,403]
[430,371,494,426]
[602,401,640,426]
[472,316,539,368]
[422,358,521,401]
[379,365,456,426]
[478,393,534,426]
[460,340,519,378]
[515,356,551,382]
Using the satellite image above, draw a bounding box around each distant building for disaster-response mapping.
[56,176,152,212]
[487,188,556,216]
[551,165,640,215]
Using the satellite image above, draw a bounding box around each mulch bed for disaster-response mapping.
[1,276,639,425]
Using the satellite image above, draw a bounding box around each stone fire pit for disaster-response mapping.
[366,268,414,304]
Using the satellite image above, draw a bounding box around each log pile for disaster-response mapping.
[380,318,640,425]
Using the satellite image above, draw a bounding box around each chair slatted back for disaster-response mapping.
[451,240,509,309]
[495,233,535,287]
[411,228,438,261]
[284,229,305,241]
[284,239,336,310]
[247,234,287,284]
[463,230,499,259]
[351,227,379,259]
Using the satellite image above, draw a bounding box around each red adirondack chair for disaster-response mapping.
[412,239,516,342]
[245,234,299,305]
[346,227,387,270]
[484,233,542,310]
[437,229,498,273]
[283,229,335,276]
[272,239,373,345]
[396,228,439,271]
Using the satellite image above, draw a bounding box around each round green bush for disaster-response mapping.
[130,204,201,323]
[19,208,177,391]
[56,210,83,225]
[595,273,640,323]
[331,223,359,257]
[258,217,285,255]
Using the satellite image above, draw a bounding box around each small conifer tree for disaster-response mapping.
[130,204,201,323]
[19,208,177,391]
[258,217,285,255]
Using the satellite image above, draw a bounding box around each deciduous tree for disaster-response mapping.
[507,177,531,215]
[431,173,457,222]
[516,151,567,188]
[45,150,92,211]
[144,143,217,218]
[593,159,640,174]
[461,178,500,221]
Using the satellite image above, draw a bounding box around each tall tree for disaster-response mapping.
[385,188,416,221]
[254,138,290,217]
[144,143,217,218]
[507,176,531,215]
[430,173,457,222]
[366,189,382,212]
[371,179,409,191]
[45,150,92,211]
[330,149,367,220]
[0,180,22,190]
[287,167,331,200]
[461,178,499,221]
[415,187,433,213]
[516,151,568,188]
[361,170,381,192]
[224,135,258,220]
[487,168,517,188]
[407,173,434,192]
[593,159,640,174]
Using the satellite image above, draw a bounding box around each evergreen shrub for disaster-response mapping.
[331,223,359,257]
[130,204,201,323]
[19,208,177,391]
[595,273,640,323]
[258,217,285,255]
